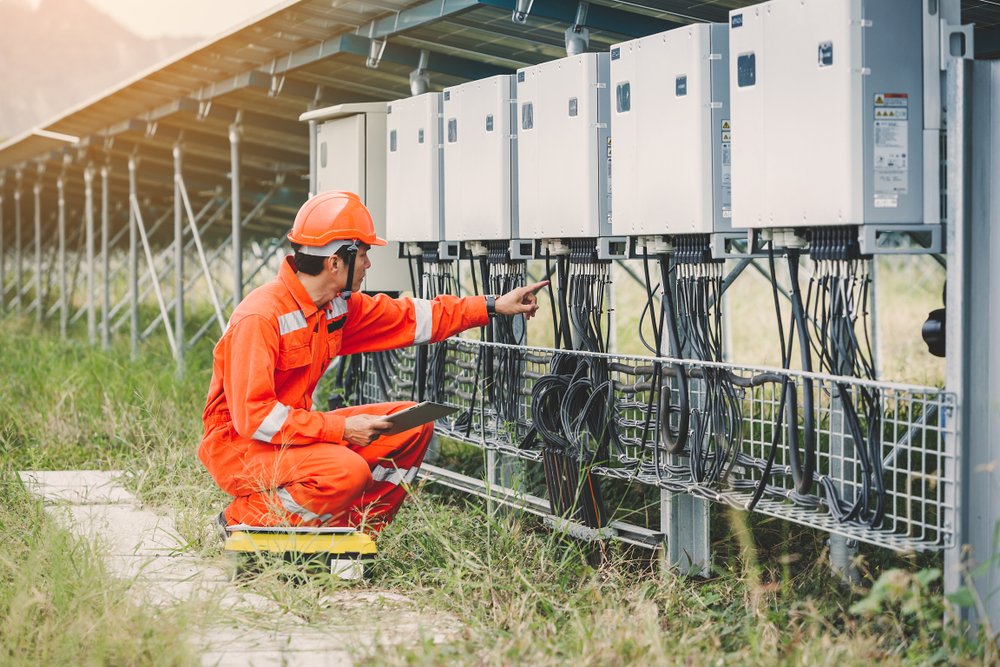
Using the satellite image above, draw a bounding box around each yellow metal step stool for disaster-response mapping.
[224,524,377,580]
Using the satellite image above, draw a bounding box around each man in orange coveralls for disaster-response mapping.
[200,191,546,532]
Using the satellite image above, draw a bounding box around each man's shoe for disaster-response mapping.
[212,511,229,544]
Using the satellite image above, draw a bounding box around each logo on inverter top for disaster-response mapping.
[731,14,743,28]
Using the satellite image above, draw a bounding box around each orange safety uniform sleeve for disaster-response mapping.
[339,292,488,356]
[222,314,346,446]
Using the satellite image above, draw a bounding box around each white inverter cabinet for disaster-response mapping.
[442,75,518,242]
[728,0,942,230]
[300,102,408,294]
[610,23,731,237]
[516,53,611,240]
[385,92,444,243]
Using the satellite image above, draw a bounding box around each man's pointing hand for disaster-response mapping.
[494,280,549,321]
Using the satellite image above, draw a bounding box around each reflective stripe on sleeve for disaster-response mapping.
[278,310,308,335]
[252,402,290,442]
[371,465,420,486]
[276,487,333,523]
[411,298,432,345]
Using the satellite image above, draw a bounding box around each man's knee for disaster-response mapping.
[341,451,373,497]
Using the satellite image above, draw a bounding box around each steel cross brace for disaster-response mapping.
[110,198,222,333]
[188,236,286,348]
[161,183,280,345]
[131,192,178,359]
[135,190,274,340]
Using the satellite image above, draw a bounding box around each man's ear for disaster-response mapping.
[326,254,340,273]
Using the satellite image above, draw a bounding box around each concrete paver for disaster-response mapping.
[19,470,460,666]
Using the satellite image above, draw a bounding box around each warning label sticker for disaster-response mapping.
[874,93,907,107]
[874,92,908,197]
[606,137,612,220]
[721,119,732,214]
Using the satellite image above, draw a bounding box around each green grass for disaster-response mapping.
[366,490,990,666]
[0,284,988,664]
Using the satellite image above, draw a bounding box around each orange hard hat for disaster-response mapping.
[287,191,387,254]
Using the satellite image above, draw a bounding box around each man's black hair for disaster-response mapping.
[290,242,355,276]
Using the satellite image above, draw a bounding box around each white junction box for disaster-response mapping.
[442,75,518,242]
[728,0,939,229]
[385,92,444,243]
[516,53,611,239]
[300,102,408,294]
[610,23,731,237]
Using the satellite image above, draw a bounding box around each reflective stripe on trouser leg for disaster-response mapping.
[277,486,333,523]
[344,414,435,530]
[371,465,420,486]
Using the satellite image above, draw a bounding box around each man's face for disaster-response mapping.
[351,244,371,292]
[330,243,371,293]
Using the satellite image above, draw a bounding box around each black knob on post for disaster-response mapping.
[921,308,946,358]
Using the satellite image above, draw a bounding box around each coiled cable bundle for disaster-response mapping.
[528,249,611,530]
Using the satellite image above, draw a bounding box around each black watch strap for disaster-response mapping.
[485,294,497,317]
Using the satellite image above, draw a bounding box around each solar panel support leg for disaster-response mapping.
[944,56,1000,633]
[172,145,185,377]
[13,172,22,313]
[84,166,96,341]
[128,157,139,358]
[0,182,5,315]
[33,178,44,322]
[101,165,110,349]
[230,122,243,306]
[57,177,67,338]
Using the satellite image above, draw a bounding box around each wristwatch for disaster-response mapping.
[485,294,497,317]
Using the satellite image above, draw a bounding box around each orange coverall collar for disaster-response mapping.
[278,256,321,319]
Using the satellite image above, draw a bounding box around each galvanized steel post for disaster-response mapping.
[13,171,22,313]
[57,177,67,337]
[661,259,711,577]
[100,166,110,349]
[229,123,243,306]
[173,144,185,375]
[308,120,317,197]
[0,173,5,315]
[944,57,1000,632]
[84,166,96,342]
[32,177,42,323]
[128,157,139,358]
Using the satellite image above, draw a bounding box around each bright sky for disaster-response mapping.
[24,0,287,38]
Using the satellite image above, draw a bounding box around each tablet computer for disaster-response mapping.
[382,401,458,435]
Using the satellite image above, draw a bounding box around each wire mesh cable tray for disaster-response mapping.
[347,336,956,553]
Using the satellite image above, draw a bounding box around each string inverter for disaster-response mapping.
[610,23,731,237]
[300,102,408,293]
[728,0,942,229]
[516,53,611,240]
[442,75,518,242]
[385,92,444,243]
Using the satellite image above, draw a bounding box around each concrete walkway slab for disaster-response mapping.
[19,470,461,666]
[19,469,136,504]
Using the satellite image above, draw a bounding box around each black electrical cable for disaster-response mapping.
[807,259,885,528]
[657,256,690,455]
[531,254,612,531]
[746,242,794,511]
[786,251,817,495]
